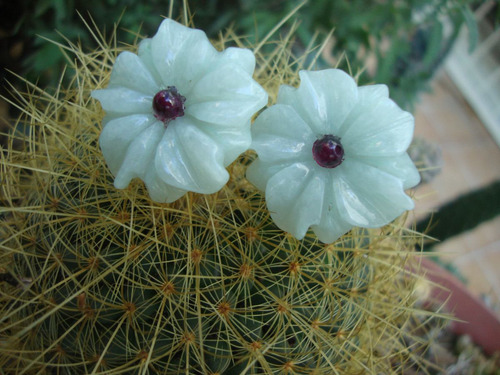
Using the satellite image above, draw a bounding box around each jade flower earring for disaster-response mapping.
[92,18,268,203]
[247,69,420,243]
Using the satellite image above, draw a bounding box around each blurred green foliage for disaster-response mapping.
[220,0,482,108]
[3,0,482,108]
[417,180,500,250]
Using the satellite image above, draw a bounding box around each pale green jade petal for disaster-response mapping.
[91,87,152,114]
[310,168,354,243]
[154,118,228,193]
[108,51,160,95]
[219,47,256,75]
[250,104,315,163]
[311,217,353,244]
[246,159,292,192]
[101,113,131,125]
[137,39,163,84]
[340,88,414,157]
[277,70,358,135]
[265,162,324,240]
[187,64,268,126]
[114,122,165,189]
[334,159,414,227]
[357,84,389,99]
[144,168,187,203]
[354,153,421,190]
[199,120,252,166]
[311,211,353,243]
[151,19,212,88]
[400,153,421,189]
[99,114,156,175]
[336,84,388,136]
[168,31,218,94]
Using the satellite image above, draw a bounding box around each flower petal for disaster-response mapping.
[311,215,353,243]
[334,159,414,227]
[265,162,324,240]
[154,117,228,193]
[170,36,218,95]
[108,51,160,95]
[309,169,354,243]
[99,114,156,175]
[340,86,414,157]
[219,47,256,75]
[187,64,268,126]
[357,84,389,99]
[311,216,352,244]
[144,168,187,203]
[91,87,152,115]
[150,19,216,91]
[250,104,315,163]
[199,120,252,166]
[114,122,165,189]
[137,38,163,84]
[246,158,291,192]
[277,70,358,135]
[353,153,421,189]
[150,19,198,79]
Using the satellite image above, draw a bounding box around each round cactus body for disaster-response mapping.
[0,17,434,375]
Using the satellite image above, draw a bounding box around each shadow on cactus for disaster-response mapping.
[0,9,445,375]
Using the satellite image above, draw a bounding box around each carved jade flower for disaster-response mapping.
[92,19,268,202]
[247,69,420,243]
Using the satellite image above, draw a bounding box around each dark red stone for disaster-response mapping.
[152,86,186,124]
[312,135,344,168]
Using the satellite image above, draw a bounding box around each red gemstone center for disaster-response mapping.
[312,135,344,168]
[152,86,186,124]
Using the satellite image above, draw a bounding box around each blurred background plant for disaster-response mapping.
[0,0,481,108]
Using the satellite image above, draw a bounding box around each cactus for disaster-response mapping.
[1,12,437,375]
